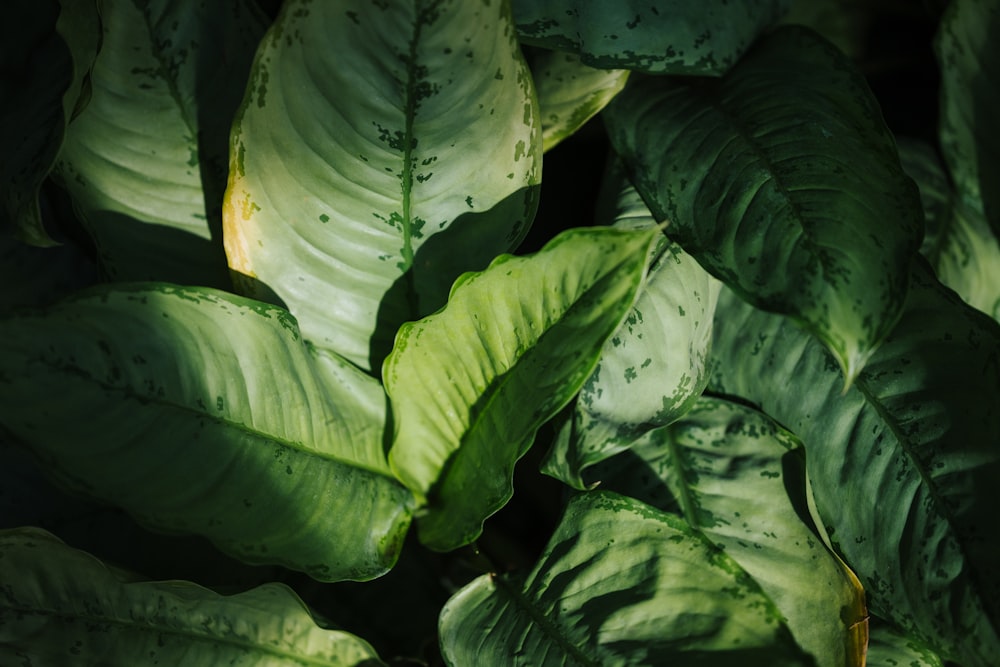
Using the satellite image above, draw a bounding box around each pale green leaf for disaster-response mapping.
[708,261,1000,667]
[936,0,1000,237]
[512,0,789,75]
[0,527,384,666]
[591,397,868,667]
[438,491,815,666]
[0,284,412,582]
[224,0,541,372]
[865,621,945,667]
[542,167,720,487]
[385,226,655,551]
[529,49,628,152]
[54,0,265,286]
[1,0,100,246]
[604,25,924,384]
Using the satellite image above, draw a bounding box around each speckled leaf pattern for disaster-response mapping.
[899,138,1000,322]
[530,50,628,151]
[708,262,1000,667]
[385,227,655,552]
[590,398,867,667]
[936,0,1000,237]
[1,0,100,246]
[542,167,720,487]
[512,0,789,75]
[604,25,924,385]
[438,491,814,666]
[865,621,944,667]
[53,0,264,286]
[0,528,385,666]
[0,284,412,582]
[224,0,541,372]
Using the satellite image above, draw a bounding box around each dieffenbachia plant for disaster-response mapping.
[1,0,997,665]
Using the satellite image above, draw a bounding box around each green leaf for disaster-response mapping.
[899,137,1000,322]
[0,284,412,582]
[590,397,868,667]
[54,0,265,286]
[604,25,924,384]
[865,620,945,667]
[1,0,100,246]
[936,0,1000,237]
[542,167,720,487]
[224,0,541,372]
[512,0,790,75]
[0,527,385,666]
[708,262,1000,667]
[529,49,628,152]
[385,226,655,552]
[438,491,815,666]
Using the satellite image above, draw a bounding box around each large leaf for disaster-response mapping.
[590,397,867,667]
[529,49,628,152]
[0,284,412,582]
[0,527,384,666]
[708,261,1000,667]
[543,165,721,487]
[224,0,541,372]
[936,0,1000,237]
[512,0,789,75]
[438,491,815,666]
[0,0,100,246]
[899,137,1000,322]
[604,25,924,384]
[385,226,656,552]
[54,0,265,286]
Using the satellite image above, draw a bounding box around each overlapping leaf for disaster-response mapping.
[0,284,412,582]
[591,397,867,667]
[54,0,265,285]
[708,262,1000,667]
[604,25,924,384]
[1,0,100,245]
[0,528,384,666]
[936,0,1000,237]
[385,227,655,551]
[438,491,815,666]
[543,167,720,487]
[865,621,944,667]
[512,0,789,75]
[224,0,541,372]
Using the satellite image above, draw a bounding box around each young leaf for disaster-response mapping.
[438,491,815,666]
[54,0,265,286]
[224,0,541,372]
[604,25,924,384]
[0,284,412,582]
[542,168,721,487]
[0,0,100,246]
[385,226,656,552]
[936,0,1000,237]
[512,0,790,75]
[529,49,629,152]
[591,397,868,667]
[709,261,1000,667]
[0,527,385,666]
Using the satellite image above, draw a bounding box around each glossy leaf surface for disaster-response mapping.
[438,491,814,666]
[0,284,412,582]
[0,527,385,666]
[512,0,789,75]
[604,25,924,383]
[54,0,264,286]
[224,0,541,372]
[709,262,1000,667]
[386,227,655,551]
[591,397,867,667]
